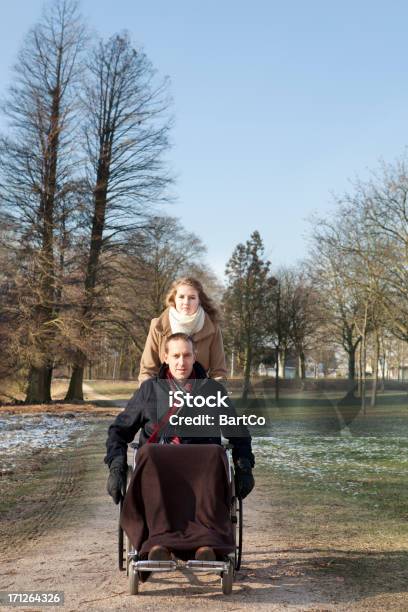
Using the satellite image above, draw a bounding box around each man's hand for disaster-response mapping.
[234,457,255,499]
[107,456,127,504]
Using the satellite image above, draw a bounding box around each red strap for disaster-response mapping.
[147,402,180,443]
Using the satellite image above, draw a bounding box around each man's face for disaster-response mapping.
[164,339,195,380]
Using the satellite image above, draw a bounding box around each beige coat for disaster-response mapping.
[138,307,227,383]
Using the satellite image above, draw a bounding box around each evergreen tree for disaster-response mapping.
[223,231,274,401]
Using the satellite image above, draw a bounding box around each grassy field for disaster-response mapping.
[256,465,408,605]
[233,388,408,435]
[244,388,408,604]
[239,386,408,594]
[52,378,138,400]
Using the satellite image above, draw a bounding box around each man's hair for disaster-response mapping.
[164,333,196,353]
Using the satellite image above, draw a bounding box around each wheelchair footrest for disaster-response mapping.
[135,560,177,572]
[186,560,230,573]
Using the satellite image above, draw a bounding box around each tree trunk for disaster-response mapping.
[25,364,52,404]
[343,325,361,382]
[380,351,386,390]
[348,348,356,380]
[278,348,286,379]
[120,353,132,380]
[112,353,118,380]
[358,343,363,396]
[242,344,252,402]
[295,355,300,379]
[360,325,367,415]
[275,347,280,402]
[65,364,84,401]
[66,148,110,399]
[299,351,306,379]
[370,331,379,408]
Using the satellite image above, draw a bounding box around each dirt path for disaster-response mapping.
[0,422,406,611]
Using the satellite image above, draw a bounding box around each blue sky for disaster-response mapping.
[1,1,408,279]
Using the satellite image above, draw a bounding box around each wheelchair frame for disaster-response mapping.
[118,442,243,595]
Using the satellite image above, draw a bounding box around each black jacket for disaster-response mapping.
[105,362,254,467]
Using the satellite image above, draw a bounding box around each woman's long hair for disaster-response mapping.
[165,277,219,322]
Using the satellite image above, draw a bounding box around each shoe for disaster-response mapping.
[138,571,151,583]
[148,545,171,561]
[195,546,216,561]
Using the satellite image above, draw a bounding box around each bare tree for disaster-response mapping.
[93,215,208,374]
[122,215,206,324]
[0,0,87,403]
[308,189,391,410]
[284,269,319,380]
[65,36,172,400]
[0,223,24,388]
[264,269,293,400]
[356,159,408,344]
[308,214,363,385]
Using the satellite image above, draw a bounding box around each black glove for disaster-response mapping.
[234,457,255,499]
[107,456,127,504]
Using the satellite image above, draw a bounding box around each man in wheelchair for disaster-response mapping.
[105,332,254,564]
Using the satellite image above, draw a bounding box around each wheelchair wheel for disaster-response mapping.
[118,465,133,571]
[125,532,131,576]
[129,563,139,595]
[236,497,243,570]
[231,495,243,571]
[118,496,125,571]
[221,559,234,595]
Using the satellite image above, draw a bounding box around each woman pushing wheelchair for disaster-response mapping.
[104,278,254,567]
[138,276,227,383]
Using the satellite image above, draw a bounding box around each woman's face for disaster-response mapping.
[174,284,200,315]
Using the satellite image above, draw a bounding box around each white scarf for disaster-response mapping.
[169,305,205,336]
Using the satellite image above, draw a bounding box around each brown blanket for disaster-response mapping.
[120,444,235,557]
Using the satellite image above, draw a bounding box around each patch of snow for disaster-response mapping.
[0,415,95,474]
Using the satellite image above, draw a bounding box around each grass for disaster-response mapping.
[226,385,408,571]
[256,438,408,521]
[256,465,408,603]
[260,465,408,544]
[247,388,408,560]
[51,378,137,400]
[230,388,408,437]
[0,420,108,555]
[84,379,137,397]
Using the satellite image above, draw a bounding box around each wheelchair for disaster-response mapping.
[117,441,243,595]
